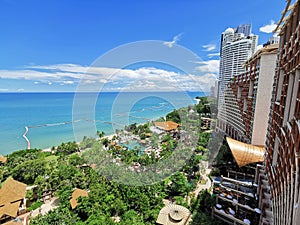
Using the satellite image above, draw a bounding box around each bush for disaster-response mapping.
[28,200,43,211]
[210,168,220,177]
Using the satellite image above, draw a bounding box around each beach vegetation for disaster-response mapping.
[166,109,181,123]
[55,141,79,155]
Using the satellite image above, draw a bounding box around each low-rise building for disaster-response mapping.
[154,121,180,132]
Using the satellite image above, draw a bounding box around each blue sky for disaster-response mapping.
[0,0,286,92]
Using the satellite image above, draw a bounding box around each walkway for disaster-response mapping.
[30,197,59,218]
[188,161,212,205]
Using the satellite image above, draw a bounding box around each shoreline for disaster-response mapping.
[27,112,174,154]
[41,133,117,153]
[17,112,172,155]
[4,94,205,155]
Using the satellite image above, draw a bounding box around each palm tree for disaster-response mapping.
[97,130,105,139]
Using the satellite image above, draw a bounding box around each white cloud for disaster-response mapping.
[259,20,277,33]
[17,88,25,92]
[0,88,9,92]
[62,81,74,84]
[163,33,183,48]
[202,44,217,52]
[83,80,96,84]
[207,53,220,58]
[0,63,218,92]
[99,79,108,84]
[195,60,220,73]
[191,73,217,89]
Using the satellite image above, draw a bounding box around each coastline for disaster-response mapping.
[1,92,205,155]
[41,133,117,153]
[23,110,176,154]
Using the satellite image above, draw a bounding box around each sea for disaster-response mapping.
[0,91,205,155]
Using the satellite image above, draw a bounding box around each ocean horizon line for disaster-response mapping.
[0,91,210,94]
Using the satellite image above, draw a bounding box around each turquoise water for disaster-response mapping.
[0,92,205,154]
[120,140,145,152]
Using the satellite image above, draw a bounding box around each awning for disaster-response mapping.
[226,137,265,167]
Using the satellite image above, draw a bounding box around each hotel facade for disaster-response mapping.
[264,0,300,224]
[217,43,278,146]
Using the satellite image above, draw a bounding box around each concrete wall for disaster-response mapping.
[251,53,277,146]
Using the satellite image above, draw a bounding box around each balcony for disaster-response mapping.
[213,176,261,225]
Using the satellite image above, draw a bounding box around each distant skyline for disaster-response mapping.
[0,0,286,92]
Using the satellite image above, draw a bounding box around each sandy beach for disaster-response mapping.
[41,133,117,152]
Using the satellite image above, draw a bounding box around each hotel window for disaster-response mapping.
[243,98,247,112]
[276,70,285,102]
[237,86,242,99]
[248,80,254,97]
[290,15,295,36]
[283,73,295,125]
[285,26,289,44]
[288,70,300,121]
[272,137,280,167]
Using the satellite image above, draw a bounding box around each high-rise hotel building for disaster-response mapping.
[217,43,278,145]
[264,0,300,224]
[218,24,258,110]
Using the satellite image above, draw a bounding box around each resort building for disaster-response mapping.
[217,43,278,145]
[200,117,213,130]
[153,121,180,132]
[0,178,27,225]
[218,24,258,110]
[263,1,300,224]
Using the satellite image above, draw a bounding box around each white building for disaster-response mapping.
[218,25,258,110]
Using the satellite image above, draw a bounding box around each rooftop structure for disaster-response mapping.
[0,155,7,164]
[154,121,180,132]
[70,188,88,209]
[156,204,191,225]
[0,178,26,223]
[236,24,252,37]
[2,219,23,225]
